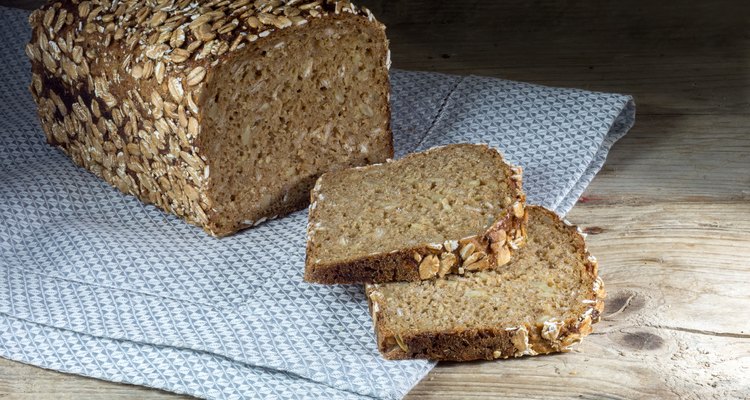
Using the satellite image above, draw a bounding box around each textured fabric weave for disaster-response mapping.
[0,6,634,400]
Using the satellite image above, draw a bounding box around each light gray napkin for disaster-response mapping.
[0,6,634,400]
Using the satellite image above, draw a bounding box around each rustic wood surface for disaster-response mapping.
[1,0,748,398]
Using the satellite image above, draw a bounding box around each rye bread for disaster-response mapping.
[365,205,605,361]
[27,0,392,236]
[305,144,527,284]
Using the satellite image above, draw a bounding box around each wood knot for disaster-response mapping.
[582,226,604,234]
[619,331,665,351]
[577,196,600,203]
[604,290,644,318]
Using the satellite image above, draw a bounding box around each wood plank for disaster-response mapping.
[9,200,749,400]
[408,331,750,399]
[408,201,750,399]
[568,202,750,334]
[359,0,750,115]
[581,115,750,202]
[0,357,188,399]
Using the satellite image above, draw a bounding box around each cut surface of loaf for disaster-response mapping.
[305,144,527,284]
[27,0,392,236]
[366,205,605,361]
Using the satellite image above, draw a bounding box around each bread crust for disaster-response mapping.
[27,0,390,237]
[366,206,606,361]
[305,207,526,283]
[304,144,527,284]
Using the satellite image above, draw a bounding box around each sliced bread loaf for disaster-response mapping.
[305,144,527,284]
[28,0,392,236]
[365,205,605,361]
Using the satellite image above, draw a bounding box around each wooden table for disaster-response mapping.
[1,0,748,398]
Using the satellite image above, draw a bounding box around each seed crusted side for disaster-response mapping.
[27,0,383,235]
[365,206,606,361]
[304,144,527,283]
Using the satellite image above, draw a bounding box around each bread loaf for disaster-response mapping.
[365,206,605,361]
[26,0,392,236]
[305,144,527,284]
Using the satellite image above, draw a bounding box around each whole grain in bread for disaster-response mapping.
[366,205,605,361]
[305,144,527,284]
[27,0,392,236]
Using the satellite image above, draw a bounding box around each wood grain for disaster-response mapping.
[1,0,749,399]
[581,115,750,202]
[0,359,186,399]
[408,203,750,399]
[365,0,750,115]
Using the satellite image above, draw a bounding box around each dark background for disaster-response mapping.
[5,0,748,114]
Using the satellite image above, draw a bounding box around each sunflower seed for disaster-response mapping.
[186,92,199,114]
[155,118,171,136]
[145,43,169,59]
[24,43,38,61]
[154,61,165,83]
[274,15,292,28]
[168,77,184,102]
[194,23,216,42]
[284,6,301,17]
[463,251,486,267]
[418,255,439,280]
[47,40,61,60]
[496,245,511,266]
[87,6,102,22]
[42,52,57,71]
[91,99,101,118]
[130,64,143,79]
[62,57,78,80]
[156,29,172,45]
[460,242,476,260]
[163,101,178,119]
[189,13,214,30]
[229,34,243,51]
[177,104,188,128]
[167,48,191,63]
[151,91,164,118]
[218,18,239,34]
[258,12,276,25]
[141,59,154,79]
[187,117,199,137]
[186,66,206,86]
[170,28,186,48]
[212,41,229,56]
[246,15,260,28]
[43,7,55,28]
[78,1,91,18]
[289,15,307,26]
[299,1,320,11]
[149,11,167,28]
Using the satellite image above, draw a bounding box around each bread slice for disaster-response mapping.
[365,205,605,361]
[27,0,392,236]
[305,144,527,284]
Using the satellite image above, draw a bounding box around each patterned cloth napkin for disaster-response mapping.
[0,6,635,400]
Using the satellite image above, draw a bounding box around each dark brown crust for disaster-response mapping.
[366,205,606,361]
[304,144,526,284]
[382,329,521,361]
